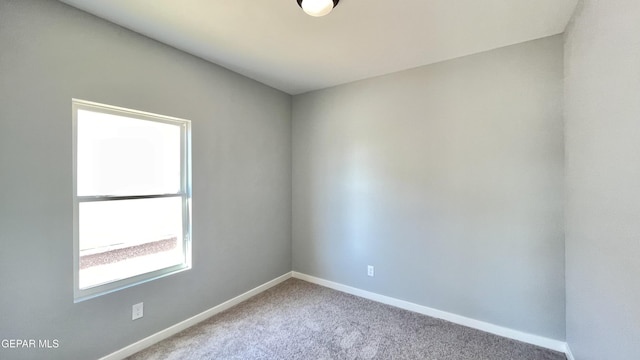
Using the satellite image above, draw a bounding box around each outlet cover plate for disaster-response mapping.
[132,302,144,320]
[367,265,375,277]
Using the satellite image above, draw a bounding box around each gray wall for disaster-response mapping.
[292,36,565,340]
[565,1,640,359]
[0,1,291,359]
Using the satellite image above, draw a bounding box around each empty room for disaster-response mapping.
[0,0,638,359]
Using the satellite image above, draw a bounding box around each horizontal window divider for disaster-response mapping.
[77,193,184,202]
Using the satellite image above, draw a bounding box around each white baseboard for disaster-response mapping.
[292,272,568,354]
[98,272,292,360]
[565,343,576,360]
[100,271,572,360]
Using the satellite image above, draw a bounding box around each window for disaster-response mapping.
[73,99,191,302]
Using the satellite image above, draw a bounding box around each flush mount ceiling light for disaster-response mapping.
[297,0,340,17]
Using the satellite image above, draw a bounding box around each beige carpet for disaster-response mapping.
[127,279,566,360]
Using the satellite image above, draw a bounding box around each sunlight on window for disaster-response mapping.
[78,197,184,289]
[77,109,181,196]
[73,99,191,300]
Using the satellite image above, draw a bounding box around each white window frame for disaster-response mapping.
[72,99,192,302]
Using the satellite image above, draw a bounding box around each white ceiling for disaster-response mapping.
[59,0,578,95]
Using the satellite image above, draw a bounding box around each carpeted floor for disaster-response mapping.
[127,279,566,360]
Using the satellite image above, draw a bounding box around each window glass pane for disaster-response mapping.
[77,109,181,196]
[79,197,184,289]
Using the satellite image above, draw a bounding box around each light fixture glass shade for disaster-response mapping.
[301,0,335,17]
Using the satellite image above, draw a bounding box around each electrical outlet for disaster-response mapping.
[367,265,375,277]
[132,302,144,320]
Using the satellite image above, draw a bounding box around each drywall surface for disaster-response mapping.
[0,0,291,359]
[293,36,565,340]
[564,1,640,359]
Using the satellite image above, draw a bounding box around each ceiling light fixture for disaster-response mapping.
[297,0,340,17]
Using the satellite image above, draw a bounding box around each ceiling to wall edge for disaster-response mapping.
[57,0,579,96]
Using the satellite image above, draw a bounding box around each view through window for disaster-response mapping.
[73,100,191,301]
